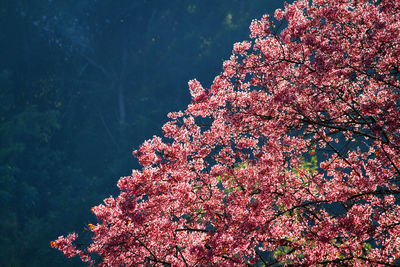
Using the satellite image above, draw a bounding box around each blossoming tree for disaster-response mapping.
[52,0,400,265]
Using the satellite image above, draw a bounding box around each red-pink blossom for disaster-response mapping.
[53,0,400,265]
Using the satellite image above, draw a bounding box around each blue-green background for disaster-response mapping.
[0,1,287,266]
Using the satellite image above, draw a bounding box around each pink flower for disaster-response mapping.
[274,8,285,20]
[233,41,252,55]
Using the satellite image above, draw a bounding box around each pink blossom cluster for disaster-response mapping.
[233,41,251,55]
[53,0,400,265]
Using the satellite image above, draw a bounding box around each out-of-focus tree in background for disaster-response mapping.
[0,0,286,266]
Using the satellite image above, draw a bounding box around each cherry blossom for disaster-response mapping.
[52,0,400,265]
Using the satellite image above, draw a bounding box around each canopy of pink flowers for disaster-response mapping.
[52,0,400,265]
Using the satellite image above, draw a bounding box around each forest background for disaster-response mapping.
[0,0,289,266]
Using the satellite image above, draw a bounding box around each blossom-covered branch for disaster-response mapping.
[52,0,400,265]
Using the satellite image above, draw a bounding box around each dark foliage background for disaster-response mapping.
[0,1,286,266]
